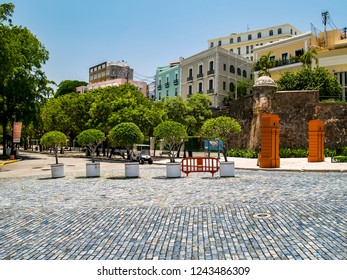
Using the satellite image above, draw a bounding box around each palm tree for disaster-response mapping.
[258,51,275,77]
[300,48,318,68]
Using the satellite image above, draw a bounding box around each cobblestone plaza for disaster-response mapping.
[0,154,346,260]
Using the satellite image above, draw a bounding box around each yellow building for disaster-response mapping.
[208,24,301,62]
[254,29,347,101]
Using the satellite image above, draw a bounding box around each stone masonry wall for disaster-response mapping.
[226,90,347,150]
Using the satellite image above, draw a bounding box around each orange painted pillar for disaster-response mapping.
[308,120,325,162]
[259,114,280,168]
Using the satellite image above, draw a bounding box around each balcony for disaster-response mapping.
[197,73,204,79]
[187,76,193,82]
[207,88,215,94]
[207,69,215,75]
[173,79,179,85]
[165,82,170,88]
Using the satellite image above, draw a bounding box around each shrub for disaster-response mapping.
[154,121,187,162]
[40,131,67,164]
[77,129,105,163]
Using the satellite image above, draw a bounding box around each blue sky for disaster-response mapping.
[6,0,347,87]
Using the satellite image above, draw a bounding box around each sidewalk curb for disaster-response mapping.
[0,159,18,167]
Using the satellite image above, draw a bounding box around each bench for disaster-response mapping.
[181,157,220,177]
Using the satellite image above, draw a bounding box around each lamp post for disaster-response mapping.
[10,114,16,159]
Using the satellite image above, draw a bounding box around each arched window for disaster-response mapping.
[248,34,252,40]
[237,68,241,76]
[230,65,235,73]
[269,30,273,36]
[230,38,234,44]
[229,82,235,92]
[243,70,247,77]
[209,61,214,71]
[237,36,241,42]
[278,28,282,34]
[218,40,222,46]
[257,32,261,38]
[210,42,214,48]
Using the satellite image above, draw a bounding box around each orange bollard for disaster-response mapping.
[259,114,281,168]
[308,120,325,162]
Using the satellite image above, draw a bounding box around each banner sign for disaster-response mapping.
[13,122,22,143]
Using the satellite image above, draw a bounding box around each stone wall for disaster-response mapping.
[225,88,347,150]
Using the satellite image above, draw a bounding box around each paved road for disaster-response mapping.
[0,152,346,260]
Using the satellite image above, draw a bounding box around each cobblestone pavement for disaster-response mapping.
[0,166,346,260]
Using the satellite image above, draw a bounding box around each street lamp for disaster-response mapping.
[10,114,16,159]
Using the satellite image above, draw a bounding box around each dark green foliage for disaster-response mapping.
[55,80,87,97]
[277,67,343,100]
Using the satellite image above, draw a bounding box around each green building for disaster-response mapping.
[155,62,181,100]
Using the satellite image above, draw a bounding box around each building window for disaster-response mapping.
[257,32,261,38]
[295,49,304,57]
[175,88,178,96]
[198,82,203,93]
[278,28,282,34]
[230,48,233,52]
[210,42,214,48]
[188,85,192,96]
[230,65,235,73]
[166,90,169,97]
[237,36,241,42]
[251,45,254,53]
[248,34,252,40]
[230,38,234,44]
[208,61,214,75]
[237,68,241,76]
[269,30,273,36]
[246,46,249,54]
[243,70,247,78]
[237,47,241,55]
[282,53,288,61]
[223,64,226,71]
[188,68,193,81]
[209,79,214,91]
[218,40,222,46]
[229,82,235,92]
[199,64,203,74]
[290,29,293,35]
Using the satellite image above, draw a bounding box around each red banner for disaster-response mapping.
[13,122,22,143]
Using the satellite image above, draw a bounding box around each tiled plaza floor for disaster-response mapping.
[0,166,346,260]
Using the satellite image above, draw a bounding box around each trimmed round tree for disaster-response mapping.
[40,131,67,164]
[77,129,105,163]
[201,116,241,162]
[154,120,188,162]
[108,122,144,159]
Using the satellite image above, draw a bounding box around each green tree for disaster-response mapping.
[300,48,318,68]
[1,3,50,155]
[154,120,188,162]
[88,84,166,137]
[77,129,105,163]
[257,51,275,77]
[201,116,241,162]
[186,94,212,135]
[40,131,66,164]
[54,80,87,98]
[41,92,94,145]
[108,122,144,158]
[277,67,342,100]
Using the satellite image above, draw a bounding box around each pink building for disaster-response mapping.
[76,78,147,96]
